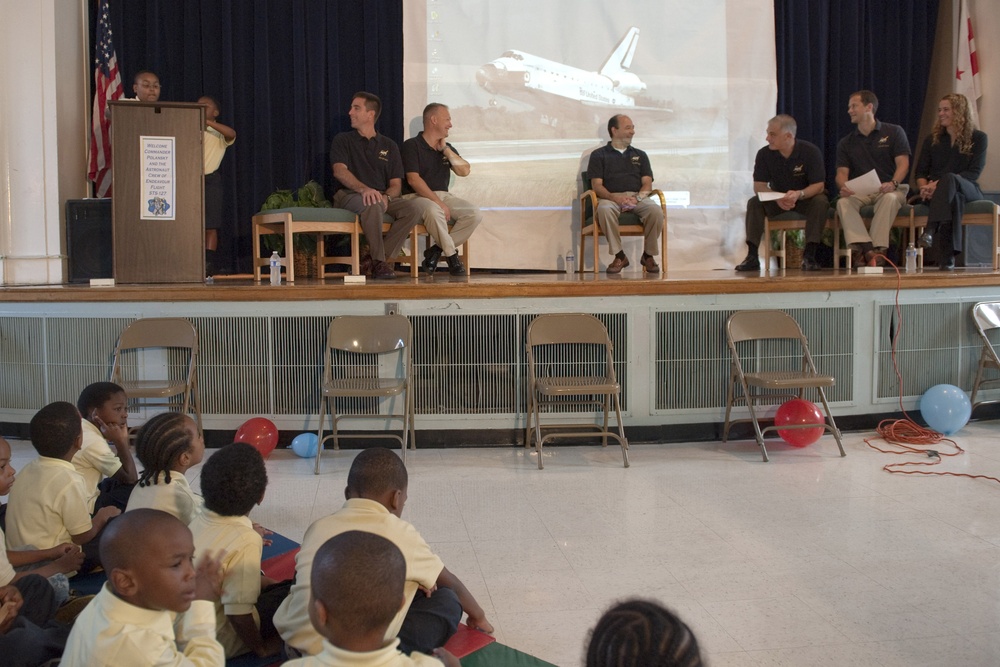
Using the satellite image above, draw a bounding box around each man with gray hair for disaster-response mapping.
[736,115,828,272]
[401,103,482,276]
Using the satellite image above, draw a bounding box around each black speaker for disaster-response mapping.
[66,199,113,283]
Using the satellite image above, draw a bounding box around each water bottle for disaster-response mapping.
[269,251,282,285]
[905,243,917,273]
[565,249,577,274]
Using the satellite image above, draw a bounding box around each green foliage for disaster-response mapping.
[258,181,332,254]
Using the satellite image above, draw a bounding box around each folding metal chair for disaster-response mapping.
[970,301,1000,412]
[525,313,629,469]
[110,318,201,430]
[723,310,845,461]
[315,315,415,474]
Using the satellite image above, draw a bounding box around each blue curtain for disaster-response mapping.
[774,0,940,192]
[95,0,403,273]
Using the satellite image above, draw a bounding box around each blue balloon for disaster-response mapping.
[291,432,319,458]
[919,384,972,435]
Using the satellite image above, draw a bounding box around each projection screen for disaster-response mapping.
[403,0,777,271]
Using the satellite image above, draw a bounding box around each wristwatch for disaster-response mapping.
[891,180,899,189]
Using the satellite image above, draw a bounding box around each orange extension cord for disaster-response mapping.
[862,254,1000,485]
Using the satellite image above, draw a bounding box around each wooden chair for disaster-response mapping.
[110,318,201,430]
[315,315,415,474]
[524,314,629,470]
[723,310,846,462]
[393,224,472,277]
[252,207,360,282]
[579,172,667,273]
[911,200,1000,270]
[832,204,916,270]
[761,208,837,272]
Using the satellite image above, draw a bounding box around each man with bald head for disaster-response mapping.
[586,114,664,274]
[61,509,225,666]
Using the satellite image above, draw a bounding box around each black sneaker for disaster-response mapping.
[446,253,466,276]
[421,245,443,274]
[735,255,760,272]
[800,257,821,271]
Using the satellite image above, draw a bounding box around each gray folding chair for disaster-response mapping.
[315,315,414,474]
[110,317,201,430]
[525,313,629,470]
[970,301,1000,412]
[723,310,845,461]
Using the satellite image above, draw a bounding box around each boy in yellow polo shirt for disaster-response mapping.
[6,402,120,574]
[274,447,492,656]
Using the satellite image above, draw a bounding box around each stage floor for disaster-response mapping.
[3,265,1000,302]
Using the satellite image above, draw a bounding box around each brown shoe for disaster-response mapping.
[640,254,660,273]
[371,260,397,279]
[606,255,630,274]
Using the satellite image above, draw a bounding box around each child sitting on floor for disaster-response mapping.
[0,435,83,609]
[284,531,458,667]
[585,599,703,667]
[189,442,285,659]
[6,402,121,574]
[0,435,82,663]
[74,381,139,512]
[125,412,205,523]
[61,508,225,666]
[274,447,493,656]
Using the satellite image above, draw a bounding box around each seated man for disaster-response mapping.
[735,115,829,272]
[331,92,420,279]
[401,103,482,276]
[835,89,910,267]
[586,114,664,274]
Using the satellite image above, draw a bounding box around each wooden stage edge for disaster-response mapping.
[3,267,1000,303]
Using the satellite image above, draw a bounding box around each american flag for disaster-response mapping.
[88,0,123,197]
[956,0,981,127]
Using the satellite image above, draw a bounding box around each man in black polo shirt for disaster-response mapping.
[331,92,419,279]
[586,114,664,274]
[835,90,910,268]
[401,103,482,275]
[735,115,829,272]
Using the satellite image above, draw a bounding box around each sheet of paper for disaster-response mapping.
[845,169,882,197]
[757,191,785,201]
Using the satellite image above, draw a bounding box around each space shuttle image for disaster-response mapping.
[476,27,664,111]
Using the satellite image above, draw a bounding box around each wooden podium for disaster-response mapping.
[110,101,204,283]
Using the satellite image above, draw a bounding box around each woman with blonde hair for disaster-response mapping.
[914,93,988,270]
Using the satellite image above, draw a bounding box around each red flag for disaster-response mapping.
[956,0,981,126]
[88,0,123,197]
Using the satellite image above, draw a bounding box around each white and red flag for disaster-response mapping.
[88,0,124,197]
[955,0,981,127]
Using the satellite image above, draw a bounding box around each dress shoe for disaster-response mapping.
[863,249,886,268]
[939,255,955,271]
[734,255,760,272]
[640,254,660,273]
[606,255,630,274]
[446,253,465,276]
[918,231,934,249]
[358,255,374,277]
[371,260,397,279]
[800,257,821,271]
[421,245,443,274]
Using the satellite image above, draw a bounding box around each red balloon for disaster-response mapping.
[774,399,825,447]
[234,417,279,458]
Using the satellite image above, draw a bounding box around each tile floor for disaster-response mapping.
[7,425,1000,666]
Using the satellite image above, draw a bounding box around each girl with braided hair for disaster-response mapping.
[586,599,702,667]
[124,412,205,523]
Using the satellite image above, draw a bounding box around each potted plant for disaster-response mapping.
[259,181,332,277]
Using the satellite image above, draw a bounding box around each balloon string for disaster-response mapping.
[862,255,1000,485]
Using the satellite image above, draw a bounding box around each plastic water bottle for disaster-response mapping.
[269,251,282,285]
[565,249,577,274]
[905,243,917,273]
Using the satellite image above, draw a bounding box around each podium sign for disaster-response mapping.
[110,101,204,283]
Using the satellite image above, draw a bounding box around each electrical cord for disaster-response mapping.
[862,253,1000,485]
